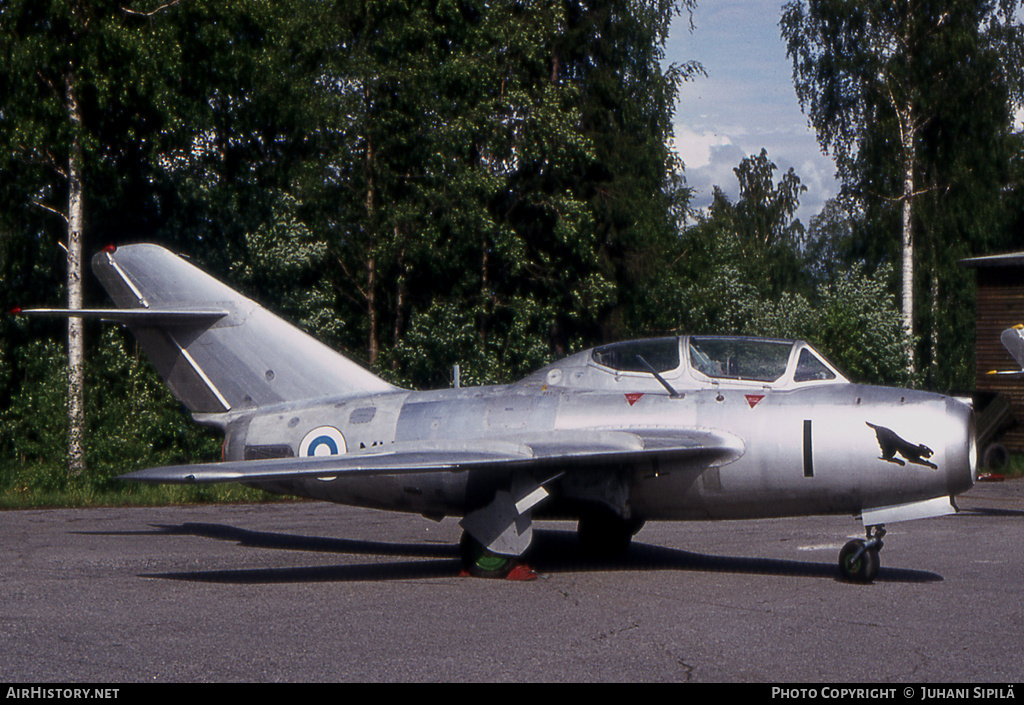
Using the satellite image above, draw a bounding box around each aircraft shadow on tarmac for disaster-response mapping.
[959,506,1024,519]
[111,523,943,585]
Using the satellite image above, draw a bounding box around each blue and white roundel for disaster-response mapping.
[299,426,347,457]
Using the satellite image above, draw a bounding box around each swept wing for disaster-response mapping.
[119,428,744,484]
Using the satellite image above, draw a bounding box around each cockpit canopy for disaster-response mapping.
[684,337,839,384]
[590,337,680,374]
[572,335,847,391]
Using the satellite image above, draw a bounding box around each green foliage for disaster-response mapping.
[781,0,1024,389]
[231,190,343,345]
[0,327,224,502]
[0,338,68,492]
[668,152,913,386]
[698,150,809,299]
[82,327,222,482]
[0,0,701,504]
[296,0,697,383]
[673,149,813,329]
[812,265,914,387]
[385,297,558,389]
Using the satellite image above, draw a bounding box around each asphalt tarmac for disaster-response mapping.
[2,479,1022,683]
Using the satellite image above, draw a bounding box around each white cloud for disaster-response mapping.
[666,1,840,224]
[671,126,736,170]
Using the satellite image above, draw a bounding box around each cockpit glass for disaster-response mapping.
[591,337,680,373]
[794,348,837,382]
[688,337,793,382]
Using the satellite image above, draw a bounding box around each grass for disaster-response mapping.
[0,480,283,510]
[985,451,1024,478]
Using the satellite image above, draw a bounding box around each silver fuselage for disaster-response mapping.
[225,337,976,524]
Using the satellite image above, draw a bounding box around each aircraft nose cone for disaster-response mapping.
[945,399,977,496]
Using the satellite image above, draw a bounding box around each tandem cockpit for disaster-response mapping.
[520,335,848,393]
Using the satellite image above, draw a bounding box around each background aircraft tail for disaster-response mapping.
[998,325,1024,372]
[90,243,397,414]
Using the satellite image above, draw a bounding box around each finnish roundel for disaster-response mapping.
[299,426,347,457]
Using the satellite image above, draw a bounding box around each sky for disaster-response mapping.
[663,1,840,225]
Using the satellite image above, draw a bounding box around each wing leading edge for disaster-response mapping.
[118,428,745,484]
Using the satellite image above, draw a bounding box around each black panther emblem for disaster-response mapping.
[866,422,937,469]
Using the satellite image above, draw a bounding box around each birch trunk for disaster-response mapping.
[900,98,916,376]
[900,2,917,377]
[66,77,86,476]
[930,266,938,380]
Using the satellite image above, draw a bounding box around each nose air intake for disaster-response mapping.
[946,399,977,497]
[966,407,978,487]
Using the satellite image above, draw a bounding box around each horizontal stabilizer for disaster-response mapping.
[24,243,398,413]
[18,308,228,326]
[119,428,745,485]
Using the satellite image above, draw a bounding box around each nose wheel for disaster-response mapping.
[838,525,886,583]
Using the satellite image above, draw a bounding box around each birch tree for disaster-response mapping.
[0,0,185,474]
[781,0,1024,377]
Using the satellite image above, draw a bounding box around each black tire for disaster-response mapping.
[459,532,516,579]
[577,513,644,558]
[983,443,1009,470]
[838,539,880,583]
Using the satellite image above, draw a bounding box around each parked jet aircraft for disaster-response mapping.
[22,244,977,582]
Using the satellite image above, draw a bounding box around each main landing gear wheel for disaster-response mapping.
[459,532,517,579]
[577,512,645,559]
[838,525,886,583]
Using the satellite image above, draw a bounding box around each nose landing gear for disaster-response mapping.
[838,525,886,583]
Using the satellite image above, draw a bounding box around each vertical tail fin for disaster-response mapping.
[91,244,396,413]
[998,325,1024,372]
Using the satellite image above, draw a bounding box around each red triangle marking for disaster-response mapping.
[745,394,765,409]
[624,393,644,406]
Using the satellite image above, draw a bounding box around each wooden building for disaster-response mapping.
[961,252,1024,455]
